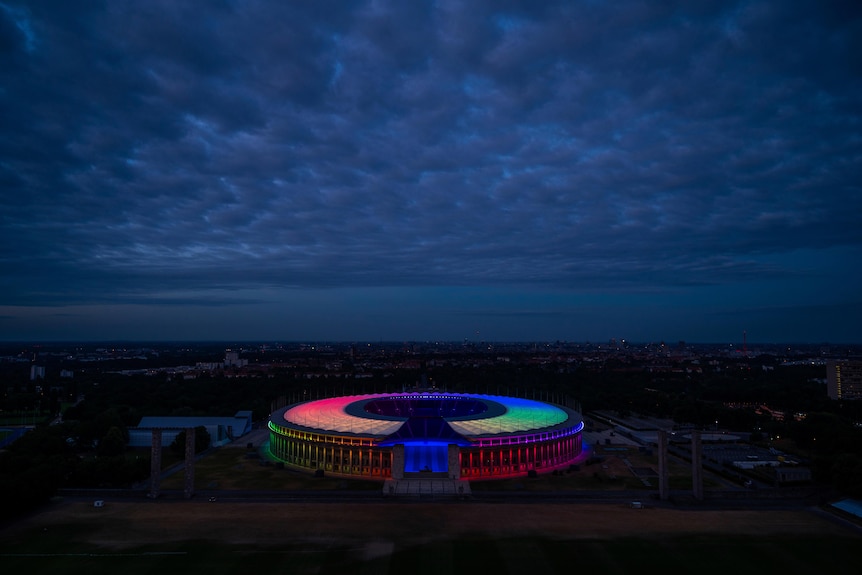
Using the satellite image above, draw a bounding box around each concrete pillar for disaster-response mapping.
[691,430,703,500]
[657,429,669,501]
[448,444,460,479]
[149,429,162,499]
[184,427,195,499]
[392,444,405,480]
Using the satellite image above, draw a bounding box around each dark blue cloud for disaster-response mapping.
[1,0,860,342]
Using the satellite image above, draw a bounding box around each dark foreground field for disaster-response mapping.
[1,497,860,575]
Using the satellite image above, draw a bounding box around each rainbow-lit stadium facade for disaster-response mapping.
[268,392,584,480]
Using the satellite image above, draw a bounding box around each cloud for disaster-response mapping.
[0,0,859,336]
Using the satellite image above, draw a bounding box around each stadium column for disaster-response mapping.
[657,429,669,501]
[691,430,703,500]
[448,444,460,479]
[392,444,405,479]
[184,427,195,499]
[149,429,162,499]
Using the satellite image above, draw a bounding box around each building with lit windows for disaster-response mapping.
[268,392,583,480]
[827,360,862,400]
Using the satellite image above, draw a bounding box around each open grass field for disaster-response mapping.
[2,436,860,573]
[1,497,860,574]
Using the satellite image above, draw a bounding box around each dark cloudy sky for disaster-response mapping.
[2,1,860,344]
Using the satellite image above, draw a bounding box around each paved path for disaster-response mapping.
[224,426,269,448]
[582,428,641,447]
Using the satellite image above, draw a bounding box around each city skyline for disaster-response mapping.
[2,1,861,344]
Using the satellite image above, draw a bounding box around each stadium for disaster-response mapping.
[268,392,584,480]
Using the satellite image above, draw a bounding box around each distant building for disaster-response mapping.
[224,350,248,369]
[827,360,862,400]
[30,365,45,380]
[195,362,222,371]
[775,466,812,484]
[128,411,254,447]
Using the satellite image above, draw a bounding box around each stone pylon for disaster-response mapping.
[657,429,669,501]
[149,429,162,498]
[691,430,703,500]
[184,427,195,499]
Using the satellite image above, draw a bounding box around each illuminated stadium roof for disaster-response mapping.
[279,392,574,439]
[269,392,585,480]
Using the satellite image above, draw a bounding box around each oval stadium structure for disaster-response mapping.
[268,392,584,480]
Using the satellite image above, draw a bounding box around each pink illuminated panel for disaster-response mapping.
[282,392,573,438]
[283,394,403,435]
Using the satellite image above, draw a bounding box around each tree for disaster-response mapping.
[170,426,211,455]
[97,426,126,457]
[831,454,862,498]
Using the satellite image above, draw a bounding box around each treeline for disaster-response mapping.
[0,422,150,520]
[3,357,862,521]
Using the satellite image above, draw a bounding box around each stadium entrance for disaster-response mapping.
[403,442,450,476]
[373,396,476,477]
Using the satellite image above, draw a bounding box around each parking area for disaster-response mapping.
[582,427,641,448]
